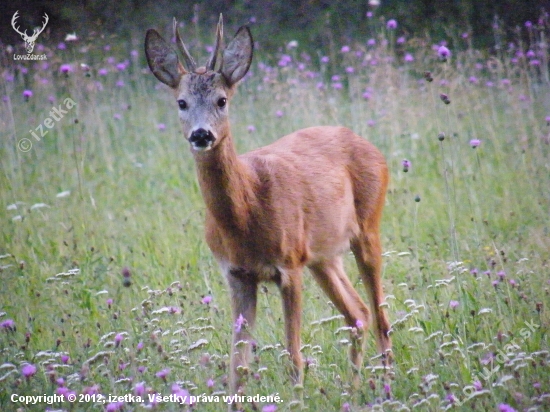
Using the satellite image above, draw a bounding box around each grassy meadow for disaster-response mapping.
[1,15,549,412]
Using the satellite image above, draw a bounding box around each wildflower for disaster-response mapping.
[262,405,277,412]
[135,382,146,396]
[21,364,37,379]
[341,45,350,53]
[404,53,414,63]
[497,271,506,278]
[367,120,376,127]
[1,319,15,331]
[449,300,459,309]
[207,378,215,388]
[98,68,108,76]
[287,40,298,49]
[235,313,246,333]
[529,59,540,66]
[320,56,329,64]
[202,295,212,304]
[492,280,499,288]
[462,32,469,39]
[498,404,517,412]
[114,333,124,346]
[356,319,364,329]
[437,45,451,61]
[23,90,33,101]
[470,139,481,148]
[136,341,144,351]
[525,21,532,28]
[526,50,536,58]
[501,78,511,86]
[342,403,351,412]
[275,110,284,118]
[155,368,170,381]
[397,36,406,44]
[440,93,451,104]
[486,81,494,87]
[114,113,122,120]
[332,82,343,90]
[509,279,517,287]
[402,159,411,172]
[65,33,78,42]
[83,384,100,395]
[247,125,256,133]
[546,116,550,125]
[106,298,113,308]
[138,366,146,373]
[122,266,131,287]
[345,66,354,74]
[116,80,125,88]
[131,50,138,58]
[362,91,371,100]
[60,64,72,74]
[469,76,478,84]
[366,11,373,18]
[61,355,69,364]
[57,42,66,50]
[106,402,124,412]
[367,38,376,46]
[386,19,397,29]
[438,132,445,141]
[116,62,126,71]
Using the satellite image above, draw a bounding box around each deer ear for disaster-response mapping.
[145,29,185,88]
[221,26,253,87]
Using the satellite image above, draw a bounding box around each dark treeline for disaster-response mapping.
[0,0,548,54]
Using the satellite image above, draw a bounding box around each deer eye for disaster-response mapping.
[177,100,188,110]
[217,97,227,108]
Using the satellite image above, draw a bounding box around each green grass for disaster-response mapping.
[0,25,549,412]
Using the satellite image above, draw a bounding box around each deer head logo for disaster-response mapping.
[11,11,49,54]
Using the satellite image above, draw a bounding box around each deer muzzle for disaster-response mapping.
[189,128,216,151]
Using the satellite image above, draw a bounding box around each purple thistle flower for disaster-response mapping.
[470,139,481,148]
[275,110,284,118]
[235,313,246,333]
[529,59,541,66]
[404,53,414,63]
[106,402,124,412]
[402,159,411,172]
[114,333,124,346]
[366,11,373,18]
[397,36,406,44]
[1,319,15,331]
[57,42,66,50]
[367,120,376,127]
[138,366,146,374]
[342,403,351,412]
[545,116,550,125]
[247,125,256,133]
[320,56,329,64]
[155,368,170,381]
[116,80,125,88]
[449,300,459,309]
[262,405,277,412]
[83,384,100,395]
[23,90,33,100]
[21,364,37,378]
[499,404,517,412]
[345,66,354,74]
[116,62,126,71]
[341,45,350,53]
[56,377,65,386]
[60,64,72,74]
[437,45,451,60]
[106,298,113,308]
[386,19,397,30]
[136,341,144,351]
[207,378,215,387]
[473,380,482,391]
[469,76,478,84]
[98,68,109,76]
[356,319,364,329]
[525,21,532,28]
[497,270,506,278]
[202,295,212,304]
[332,82,343,90]
[526,50,536,58]
[157,123,166,132]
[492,280,499,288]
[509,279,517,287]
[61,355,70,364]
[56,387,70,397]
[135,382,146,396]
[367,38,376,46]
[362,91,371,100]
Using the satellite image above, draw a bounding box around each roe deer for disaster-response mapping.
[145,15,392,399]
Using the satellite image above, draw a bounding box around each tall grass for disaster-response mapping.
[1,15,549,412]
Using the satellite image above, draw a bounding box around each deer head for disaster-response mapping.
[144,15,253,152]
[12,11,49,54]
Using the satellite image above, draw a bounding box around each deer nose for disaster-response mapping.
[189,128,216,150]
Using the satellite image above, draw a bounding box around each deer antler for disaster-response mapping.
[28,13,49,42]
[11,11,28,38]
[173,18,197,72]
[206,14,224,71]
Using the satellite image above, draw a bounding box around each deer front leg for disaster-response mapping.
[226,268,258,397]
[278,268,304,385]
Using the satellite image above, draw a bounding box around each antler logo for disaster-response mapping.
[12,11,49,54]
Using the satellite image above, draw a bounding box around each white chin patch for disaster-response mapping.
[191,142,213,152]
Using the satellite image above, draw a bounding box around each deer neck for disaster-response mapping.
[193,133,255,233]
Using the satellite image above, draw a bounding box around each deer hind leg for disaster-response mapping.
[226,268,258,397]
[308,256,371,384]
[351,232,392,362]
